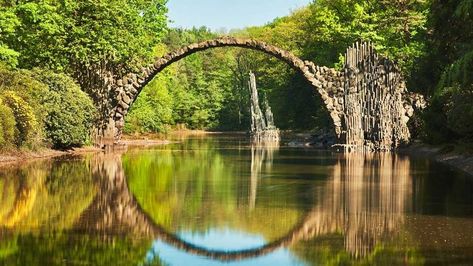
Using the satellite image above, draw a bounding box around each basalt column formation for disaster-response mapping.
[340,42,424,151]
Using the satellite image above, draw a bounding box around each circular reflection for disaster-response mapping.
[146,228,306,266]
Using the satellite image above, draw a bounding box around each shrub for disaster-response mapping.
[424,85,473,143]
[0,66,47,149]
[0,91,39,148]
[0,67,96,149]
[0,99,16,148]
[32,70,96,149]
[0,67,47,115]
[445,86,473,138]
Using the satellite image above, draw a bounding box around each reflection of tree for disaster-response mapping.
[123,139,303,241]
[124,141,237,231]
[0,164,44,229]
[0,158,125,265]
[0,232,155,266]
[0,147,418,265]
[0,160,94,230]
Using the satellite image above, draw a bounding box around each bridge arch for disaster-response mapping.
[111,37,345,141]
[108,38,422,151]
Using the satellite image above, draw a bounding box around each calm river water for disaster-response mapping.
[0,135,472,265]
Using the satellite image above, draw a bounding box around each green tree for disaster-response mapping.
[420,0,473,143]
[0,6,19,67]
[1,0,168,137]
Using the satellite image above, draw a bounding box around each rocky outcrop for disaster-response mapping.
[248,72,280,142]
[339,42,427,151]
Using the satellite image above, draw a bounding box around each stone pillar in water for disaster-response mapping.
[248,72,280,142]
[249,72,266,133]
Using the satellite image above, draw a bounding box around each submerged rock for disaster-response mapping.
[308,129,337,149]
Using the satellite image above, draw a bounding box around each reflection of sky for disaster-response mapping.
[145,228,306,266]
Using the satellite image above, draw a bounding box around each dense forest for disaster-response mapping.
[0,0,472,150]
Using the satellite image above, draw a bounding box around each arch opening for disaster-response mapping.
[108,38,420,151]
[112,37,344,142]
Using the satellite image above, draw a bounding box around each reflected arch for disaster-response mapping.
[75,153,328,262]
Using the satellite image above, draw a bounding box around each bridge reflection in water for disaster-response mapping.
[2,139,473,265]
[72,149,412,262]
[312,153,412,258]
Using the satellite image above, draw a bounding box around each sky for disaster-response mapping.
[167,0,313,31]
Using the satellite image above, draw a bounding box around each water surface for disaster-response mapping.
[0,135,472,265]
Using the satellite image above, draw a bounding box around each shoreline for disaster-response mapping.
[0,147,103,167]
[0,139,171,167]
[2,135,473,177]
[0,130,215,166]
[398,143,473,177]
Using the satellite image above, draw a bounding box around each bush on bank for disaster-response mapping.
[0,99,16,148]
[32,70,96,149]
[0,67,95,150]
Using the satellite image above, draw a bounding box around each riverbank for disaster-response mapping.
[399,143,473,177]
[0,131,221,166]
[0,147,103,167]
[0,139,172,167]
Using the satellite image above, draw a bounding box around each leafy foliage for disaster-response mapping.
[32,70,96,149]
[1,91,39,147]
[420,0,473,144]
[124,70,174,134]
[0,67,47,149]
[1,0,168,73]
[0,67,95,149]
[0,0,168,135]
[0,6,19,67]
[0,99,16,148]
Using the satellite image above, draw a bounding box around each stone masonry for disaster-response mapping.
[104,37,423,151]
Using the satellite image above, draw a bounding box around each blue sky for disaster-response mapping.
[167,0,313,31]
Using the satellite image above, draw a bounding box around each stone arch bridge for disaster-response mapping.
[99,37,424,151]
